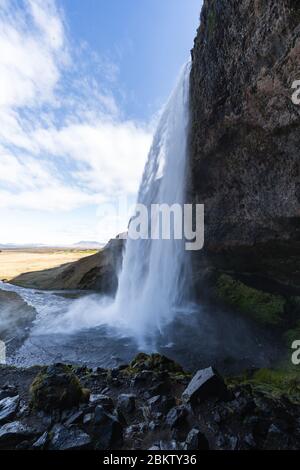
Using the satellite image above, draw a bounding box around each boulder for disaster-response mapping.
[89,394,114,411]
[116,394,135,414]
[130,353,184,374]
[184,428,209,450]
[93,409,123,450]
[182,367,228,404]
[165,405,189,428]
[32,431,48,450]
[0,421,36,448]
[0,395,19,424]
[30,364,90,411]
[49,424,91,450]
[148,395,175,414]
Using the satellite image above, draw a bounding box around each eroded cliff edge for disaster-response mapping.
[189,0,300,331]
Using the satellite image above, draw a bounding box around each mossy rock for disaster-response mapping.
[30,363,90,411]
[128,353,184,374]
[228,367,300,404]
[217,274,286,325]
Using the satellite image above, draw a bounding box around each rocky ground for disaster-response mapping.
[0,353,299,451]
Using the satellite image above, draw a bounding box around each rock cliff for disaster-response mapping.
[11,239,124,294]
[189,0,300,320]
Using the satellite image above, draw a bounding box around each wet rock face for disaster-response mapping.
[189,0,300,292]
[190,0,300,248]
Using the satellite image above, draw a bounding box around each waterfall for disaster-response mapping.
[28,62,193,350]
[111,62,192,347]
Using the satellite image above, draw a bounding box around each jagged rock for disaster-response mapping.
[264,424,290,450]
[147,395,175,414]
[0,385,18,400]
[94,405,109,425]
[83,413,93,425]
[182,367,228,404]
[90,394,114,411]
[64,410,83,427]
[159,440,182,450]
[117,394,135,414]
[184,428,209,450]
[243,433,256,449]
[0,421,36,448]
[93,408,123,450]
[0,395,19,424]
[30,364,90,411]
[49,424,91,450]
[166,405,189,428]
[32,431,48,449]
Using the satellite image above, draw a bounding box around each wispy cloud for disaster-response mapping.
[0,0,151,231]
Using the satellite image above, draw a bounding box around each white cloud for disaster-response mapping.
[0,0,152,243]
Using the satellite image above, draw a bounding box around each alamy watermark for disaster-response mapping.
[96,197,205,251]
[128,203,204,251]
[291,340,300,366]
[291,80,300,105]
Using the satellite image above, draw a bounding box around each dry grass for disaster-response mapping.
[0,248,98,281]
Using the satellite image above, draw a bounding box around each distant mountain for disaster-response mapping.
[0,243,46,249]
[72,241,104,249]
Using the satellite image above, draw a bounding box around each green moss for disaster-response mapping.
[217,274,286,325]
[30,363,89,411]
[228,367,300,404]
[125,353,185,375]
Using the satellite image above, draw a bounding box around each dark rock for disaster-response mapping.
[148,395,175,414]
[184,428,209,450]
[131,370,153,387]
[0,385,18,400]
[117,394,135,414]
[189,0,300,301]
[182,367,228,404]
[166,405,189,428]
[264,424,290,450]
[64,410,83,427]
[94,405,109,425]
[30,364,90,411]
[0,395,19,424]
[32,431,48,449]
[243,433,256,449]
[93,410,123,450]
[130,353,184,374]
[90,394,114,411]
[49,424,91,450]
[83,413,93,425]
[0,421,37,448]
[159,440,182,450]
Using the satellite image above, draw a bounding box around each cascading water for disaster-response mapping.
[110,62,192,347]
[0,62,193,359]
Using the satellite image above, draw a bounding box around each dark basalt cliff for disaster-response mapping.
[189,0,300,302]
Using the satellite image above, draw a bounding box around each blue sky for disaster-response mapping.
[0,0,202,245]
